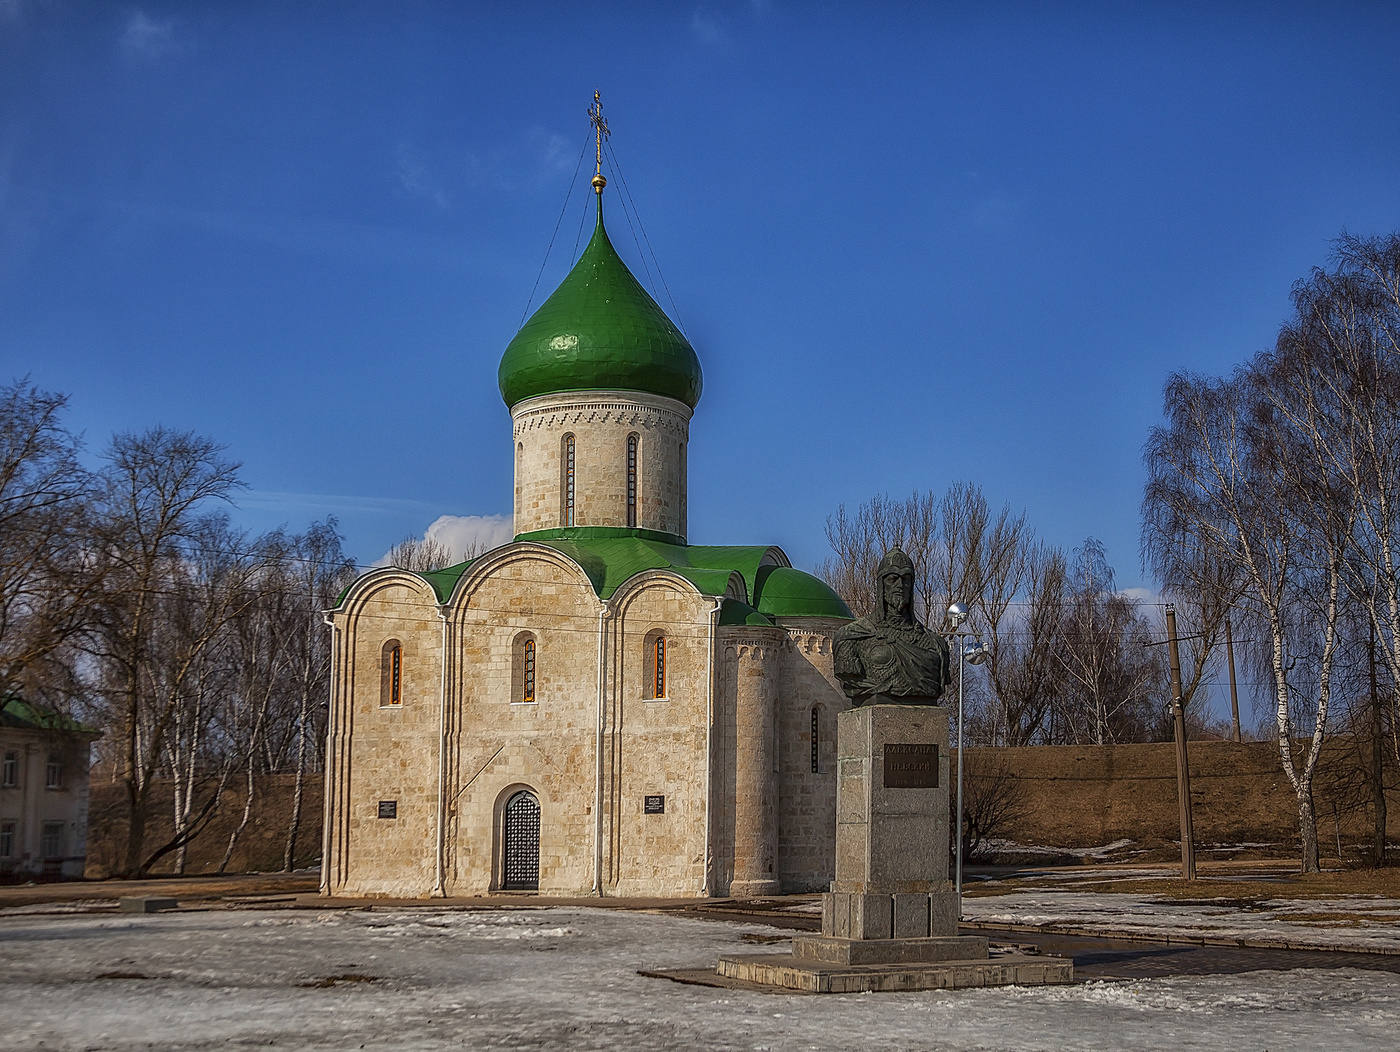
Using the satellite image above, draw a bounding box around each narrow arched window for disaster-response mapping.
[626,433,638,528]
[811,706,821,773]
[513,632,538,704]
[643,630,669,700]
[654,636,666,698]
[562,433,576,527]
[381,640,403,707]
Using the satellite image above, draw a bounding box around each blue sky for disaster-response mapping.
[3,1,1399,596]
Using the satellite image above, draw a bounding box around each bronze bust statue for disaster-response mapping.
[833,547,952,706]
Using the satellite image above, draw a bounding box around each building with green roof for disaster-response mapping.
[325,146,853,902]
[1,696,101,880]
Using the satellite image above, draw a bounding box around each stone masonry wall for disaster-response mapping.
[325,574,443,898]
[511,390,691,538]
[604,578,716,896]
[775,617,851,892]
[445,547,601,896]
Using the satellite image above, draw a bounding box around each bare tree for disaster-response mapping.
[1053,539,1164,745]
[278,520,355,870]
[387,534,456,572]
[956,750,1031,861]
[88,428,254,876]
[0,381,96,708]
[1144,344,1351,872]
[981,542,1068,745]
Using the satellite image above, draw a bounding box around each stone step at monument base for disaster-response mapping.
[823,888,961,940]
[715,952,1074,994]
[794,934,989,966]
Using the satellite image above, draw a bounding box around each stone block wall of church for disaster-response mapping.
[775,618,850,893]
[602,581,715,896]
[511,390,691,538]
[444,549,602,896]
[325,577,444,898]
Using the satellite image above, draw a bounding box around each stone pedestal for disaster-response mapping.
[717,705,1072,992]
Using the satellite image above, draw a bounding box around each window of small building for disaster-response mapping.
[41,821,64,860]
[626,433,638,528]
[0,821,14,859]
[513,632,538,704]
[561,433,576,527]
[643,630,668,700]
[811,706,822,773]
[380,639,403,707]
[1,751,15,788]
[44,755,62,790]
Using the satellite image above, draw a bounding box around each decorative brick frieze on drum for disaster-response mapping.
[511,390,691,539]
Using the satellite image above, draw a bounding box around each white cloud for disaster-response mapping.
[375,514,514,567]
[691,7,725,45]
[395,144,449,209]
[120,11,187,60]
[425,513,514,558]
[1118,586,1161,606]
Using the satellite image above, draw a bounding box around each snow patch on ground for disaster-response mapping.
[962,891,1400,951]
[976,838,1137,860]
[1,906,1398,1051]
[0,898,119,916]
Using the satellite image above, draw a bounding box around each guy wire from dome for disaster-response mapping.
[519,130,593,327]
[604,136,685,335]
[498,92,702,411]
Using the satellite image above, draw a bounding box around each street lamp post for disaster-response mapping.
[945,603,987,900]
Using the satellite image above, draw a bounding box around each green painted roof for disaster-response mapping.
[498,196,702,410]
[417,558,476,603]
[719,599,777,627]
[517,527,853,618]
[336,531,854,620]
[1,695,100,736]
[754,566,854,619]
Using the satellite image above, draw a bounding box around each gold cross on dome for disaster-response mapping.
[588,90,610,190]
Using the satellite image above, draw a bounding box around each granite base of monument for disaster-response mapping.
[717,704,1072,992]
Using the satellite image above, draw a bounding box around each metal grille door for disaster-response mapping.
[502,791,540,890]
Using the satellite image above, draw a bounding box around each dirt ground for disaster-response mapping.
[83,772,324,878]
[962,860,1400,902]
[967,737,1396,862]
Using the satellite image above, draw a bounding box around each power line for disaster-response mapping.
[519,132,592,327]
[603,140,686,334]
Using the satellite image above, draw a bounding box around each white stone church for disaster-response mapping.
[322,179,853,899]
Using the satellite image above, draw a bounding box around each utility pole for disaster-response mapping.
[1225,616,1242,744]
[1371,619,1387,865]
[1166,605,1197,880]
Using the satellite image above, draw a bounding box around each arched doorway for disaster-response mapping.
[502,790,540,890]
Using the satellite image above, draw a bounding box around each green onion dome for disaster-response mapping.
[755,567,854,619]
[499,196,702,410]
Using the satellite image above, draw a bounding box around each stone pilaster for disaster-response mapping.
[728,631,783,897]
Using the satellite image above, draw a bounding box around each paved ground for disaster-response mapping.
[2,905,1398,1052]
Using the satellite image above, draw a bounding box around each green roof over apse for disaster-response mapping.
[753,566,854,619]
[498,195,703,410]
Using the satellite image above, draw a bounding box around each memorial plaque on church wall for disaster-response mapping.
[883,744,938,788]
[377,800,398,819]
[644,794,665,814]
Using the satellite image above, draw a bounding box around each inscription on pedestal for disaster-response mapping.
[883,743,938,788]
